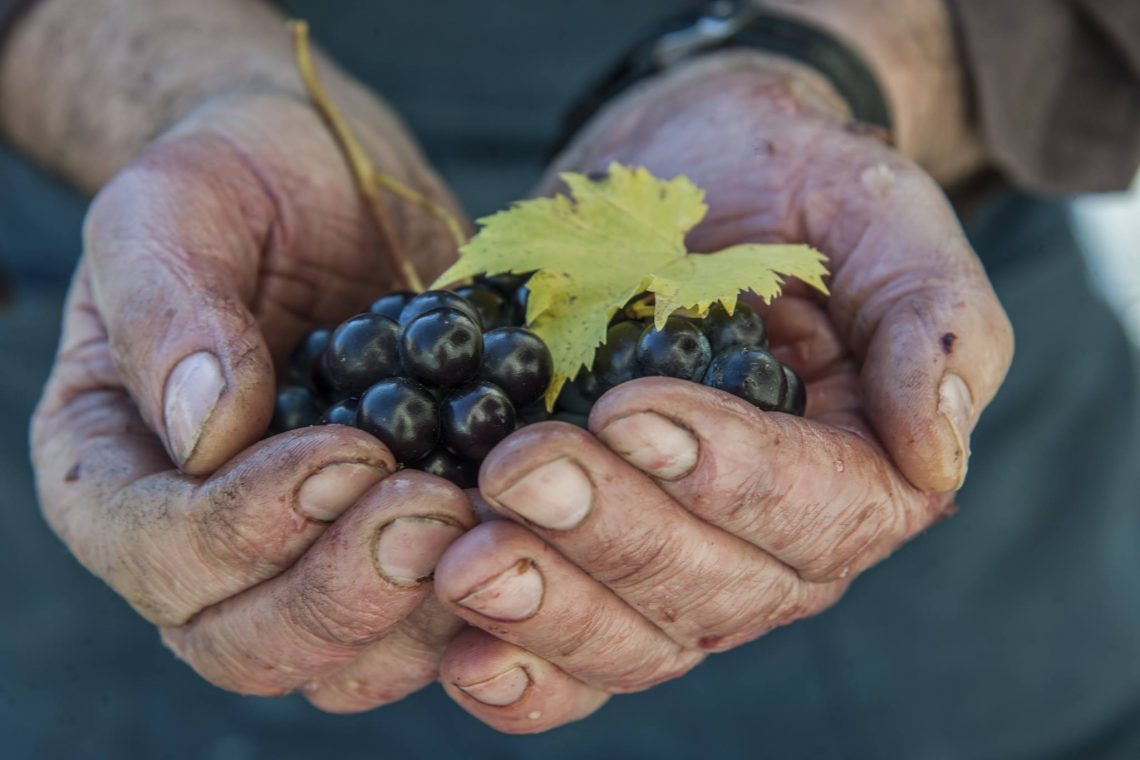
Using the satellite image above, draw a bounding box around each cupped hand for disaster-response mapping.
[430,51,1014,733]
[31,91,478,710]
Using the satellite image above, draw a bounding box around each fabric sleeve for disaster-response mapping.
[949,0,1140,194]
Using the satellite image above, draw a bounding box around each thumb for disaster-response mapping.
[821,161,1015,493]
[83,136,278,475]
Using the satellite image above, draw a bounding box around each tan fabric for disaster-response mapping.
[950,0,1140,193]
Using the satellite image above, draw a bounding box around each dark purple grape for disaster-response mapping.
[441,382,516,459]
[400,308,483,388]
[477,272,531,296]
[456,285,509,330]
[413,448,477,488]
[555,369,603,414]
[269,386,323,434]
[398,290,483,328]
[478,273,535,296]
[551,412,589,430]
[778,364,807,416]
[324,313,401,395]
[369,290,416,321]
[312,351,337,400]
[508,285,529,326]
[703,348,787,411]
[702,302,768,354]
[356,378,439,463]
[595,320,644,390]
[287,329,330,388]
[480,327,552,408]
[516,402,551,426]
[636,317,712,381]
[320,398,359,426]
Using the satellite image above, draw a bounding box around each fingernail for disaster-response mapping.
[375,517,465,586]
[164,351,226,466]
[456,666,531,706]
[457,559,544,621]
[597,411,698,481]
[938,372,975,487]
[297,462,387,521]
[494,458,592,531]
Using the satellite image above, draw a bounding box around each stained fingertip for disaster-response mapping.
[374,517,467,587]
[594,410,699,481]
[441,629,608,734]
[455,665,532,707]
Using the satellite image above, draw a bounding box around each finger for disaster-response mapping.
[302,596,464,714]
[32,269,395,625]
[826,170,1014,492]
[441,627,609,734]
[477,424,842,649]
[83,138,283,474]
[162,472,475,696]
[592,378,950,582]
[435,520,704,691]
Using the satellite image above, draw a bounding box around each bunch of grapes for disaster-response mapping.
[547,297,805,425]
[271,276,806,487]
[270,274,550,488]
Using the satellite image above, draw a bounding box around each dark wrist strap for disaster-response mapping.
[0,0,36,51]
[551,1,892,157]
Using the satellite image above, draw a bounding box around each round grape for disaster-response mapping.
[778,364,807,416]
[456,285,509,330]
[476,272,531,296]
[356,378,439,463]
[441,382,516,459]
[400,308,484,388]
[508,285,529,326]
[399,290,483,328]
[636,317,712,381]
[413,448,477,488]
[269,386,323,434]
[369,290,416,321]
[287,329,330,389]
[324,313,401,395]
[555,369,603,415]
[551,412,589,430]
[320,398,359,426]
[595,320,644,390]
[702,302,768,354]
[480,327,553,408]
[703,347,787,411]
[516,402,551,426]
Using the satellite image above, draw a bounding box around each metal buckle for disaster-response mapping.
[651,1,761,68]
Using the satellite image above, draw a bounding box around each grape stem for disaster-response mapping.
[290,21,469,291]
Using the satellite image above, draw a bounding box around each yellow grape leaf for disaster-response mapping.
[432,163,830,408]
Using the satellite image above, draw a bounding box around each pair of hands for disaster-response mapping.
[31,52,1012,733]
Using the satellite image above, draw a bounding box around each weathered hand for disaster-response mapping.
[30,92,477,711]
[430,52,1013,733]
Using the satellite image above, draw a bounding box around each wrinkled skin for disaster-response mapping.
[31,92,482,712]
[430,54,1014,732]
[30,53,1013,731]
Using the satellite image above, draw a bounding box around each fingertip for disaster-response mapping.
[167,338,276,475]
[441,629,608,734]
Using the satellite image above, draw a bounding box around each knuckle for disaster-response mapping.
[587,524,686,594]
[161,628,291,698]
[686,566,806,649]
[605,647,703,694]
[301,680,400,714]
[190,484,284,573]
[795,493,902,582]
[287,585,398,650]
